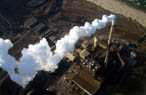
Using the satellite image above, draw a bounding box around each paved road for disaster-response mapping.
[86,0,146,28]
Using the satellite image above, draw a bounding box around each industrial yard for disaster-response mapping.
[0,0,146,95]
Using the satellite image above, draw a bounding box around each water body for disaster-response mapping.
[119,0,146,12]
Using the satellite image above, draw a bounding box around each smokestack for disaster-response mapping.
[94,37,98,48]
[104,20,116,69]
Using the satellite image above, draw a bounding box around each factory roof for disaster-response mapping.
[33,23,46,33]
[65,52,76,61]
[81,39,91,48]
[24,17,37,27]
[72,71,101,95]
[43,30,54,38]
[98,40,108,49]
[80,49,90,59]
[49,35,56,43]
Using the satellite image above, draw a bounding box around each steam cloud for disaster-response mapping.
[0,14,116,87]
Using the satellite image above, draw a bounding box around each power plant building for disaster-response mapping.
[65,52,76,61]
[98,40,108,49]
[33,23,46,33]
[24,17,37,28]
[81,39,91,49]
[72,71,101,95]
[80,49,90,59]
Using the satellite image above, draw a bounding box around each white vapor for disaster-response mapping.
[0,14,116,86]
[0,38,21,84]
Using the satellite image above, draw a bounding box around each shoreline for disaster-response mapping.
[86,0,146,28]
[119,0,146,13]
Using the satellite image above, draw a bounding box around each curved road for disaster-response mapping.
[0,13,12,29]
[86,0,146,28]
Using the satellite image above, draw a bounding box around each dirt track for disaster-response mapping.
[86,0,146,28]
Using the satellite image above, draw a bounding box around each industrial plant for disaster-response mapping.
[0,0,146,95]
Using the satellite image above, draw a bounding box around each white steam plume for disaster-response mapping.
[0,14,116,86]
[0,38,21,84]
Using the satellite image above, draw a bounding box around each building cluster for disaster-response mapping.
[22,5,138,95]
[47,30,138,95]
[21,16,139,95]
[24,17,47,34]
[23,16,59,50]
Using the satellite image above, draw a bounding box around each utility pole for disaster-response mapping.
[104,20,116,70]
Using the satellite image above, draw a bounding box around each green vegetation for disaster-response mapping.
[119,0,146,12]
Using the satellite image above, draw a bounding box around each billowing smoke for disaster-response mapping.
[0,14,116,87]
[0,38,21,84]
[18,38,62,85]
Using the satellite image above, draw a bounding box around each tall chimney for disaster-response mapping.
[94,37,98,48]
[104,20,116,69]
